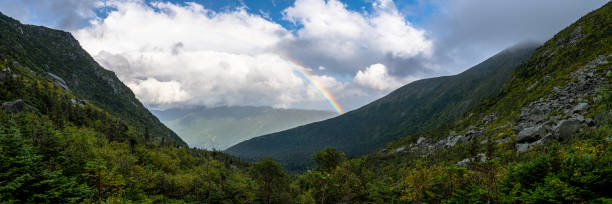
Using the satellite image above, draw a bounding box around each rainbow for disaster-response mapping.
[278,54,344,115]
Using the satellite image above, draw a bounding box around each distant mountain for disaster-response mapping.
[153,106,336,150]
[227,42,539,171]
[0,13,185,146]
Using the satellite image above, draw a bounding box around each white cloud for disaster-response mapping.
[75,1,314,109]
[127,78,190,104]
[73,0,435,111]
[354,64,402,91]
[282,0,432,69]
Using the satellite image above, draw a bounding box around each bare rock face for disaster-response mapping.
[46,72,69,91]
[2,99,33,114]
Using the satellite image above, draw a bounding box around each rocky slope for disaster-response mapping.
[388,54,610,160]
[380,2,611,167]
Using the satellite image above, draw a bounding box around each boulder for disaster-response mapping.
[517,125,546,143]
[416,137,427,145]
[395,147,406,153]
[555,119,582,141]
[572,102,589,113]
[2,99,33,114]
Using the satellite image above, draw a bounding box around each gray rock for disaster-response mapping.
[495,137,510,144]
[476,153,487,162]
[456,135,468,144]
[516,143,530,153]
[573,114,585,123]
[585,118,595,126]
[585,55,609,68]
[568,26,583,45]
[465,128,484,140]
[395,147,406,153]
[517,125,546,143]
[555,119,582,141]
[481,114,496,125]
[2,99,33,114]
[456,158,472,167]
[46,72,70,91]
[572,102,589,113]
[416,137,427,145]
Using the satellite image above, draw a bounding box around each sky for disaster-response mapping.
[0,0,608,113]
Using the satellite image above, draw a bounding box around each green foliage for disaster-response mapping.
[0,116,92,203]
[313,147,346,172]
[249,157,290,204]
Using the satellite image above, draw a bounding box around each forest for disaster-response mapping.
[1,52,610,203]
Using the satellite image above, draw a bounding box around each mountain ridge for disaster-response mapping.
[227,42,539,170]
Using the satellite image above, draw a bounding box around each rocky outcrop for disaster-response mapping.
[46,72,70,91]
[456,153,487,167]
[2,99,33,114]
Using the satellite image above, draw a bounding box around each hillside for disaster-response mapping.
[153,106,336,150]
[227,42,539,170]
[354,2,612,202]
[0,13,185,146]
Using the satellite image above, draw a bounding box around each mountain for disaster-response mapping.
[0,12,255,203]
[152,106,336,150]
[226,42,539,170]
[357,3,612,202]
[0,13,185,146]
[1,2,610,203]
